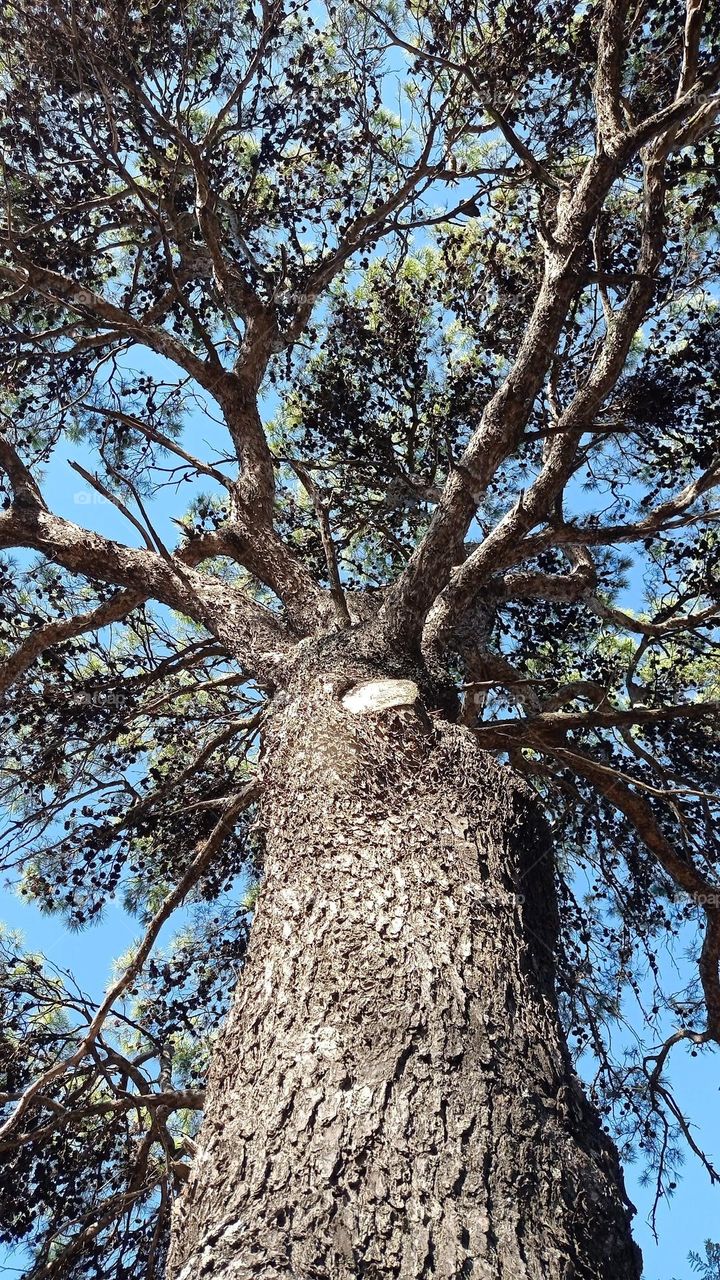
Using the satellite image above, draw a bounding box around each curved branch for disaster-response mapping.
[0,588,144,698]
[427,139,668,647]
[474,700,720,740]
[546,743,720,1039]
[0,504,292,679]
[0,781,260,1144]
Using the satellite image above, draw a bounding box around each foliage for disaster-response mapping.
[674,1240,720,1279]
[0,0,719,1273]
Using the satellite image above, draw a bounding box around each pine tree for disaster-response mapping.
[1,2,719,1276]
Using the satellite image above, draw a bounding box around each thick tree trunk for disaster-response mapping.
[167,674,641,1280]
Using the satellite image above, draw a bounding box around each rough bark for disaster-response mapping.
[167,671,642,1280]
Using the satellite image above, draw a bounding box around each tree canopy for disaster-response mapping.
[1,0,719,1274]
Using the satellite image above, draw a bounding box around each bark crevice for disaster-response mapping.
[167,677,641,1280]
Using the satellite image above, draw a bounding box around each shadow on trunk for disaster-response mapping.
[167,672,642,1280]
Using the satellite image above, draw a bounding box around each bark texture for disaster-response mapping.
[167,674,641,1280]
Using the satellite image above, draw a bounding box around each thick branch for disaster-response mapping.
[0,588,144,697]
[380,47,720,647]
[0,505,292,679]
[513,465,720,564]
[594,0,631,150]
[424,145,667,651]
[474,699,720,740]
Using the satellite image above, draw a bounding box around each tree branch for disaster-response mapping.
[0,781,260,1144]
[0,504,292,679]
[545,743,720,1038]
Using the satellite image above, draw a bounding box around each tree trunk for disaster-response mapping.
[167,673,642,1280]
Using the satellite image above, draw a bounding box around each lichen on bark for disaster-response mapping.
[167,672,641,1280]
